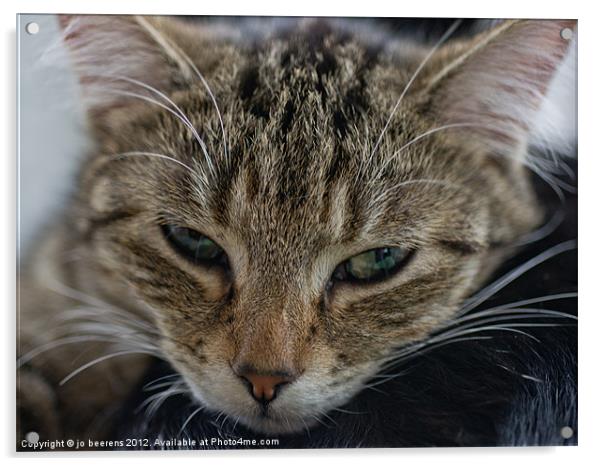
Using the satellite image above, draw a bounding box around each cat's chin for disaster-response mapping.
[182,375,323,435]
[197,393,322,435]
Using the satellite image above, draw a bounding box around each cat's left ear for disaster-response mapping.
[57,15,200,117]
[426,20,576,157]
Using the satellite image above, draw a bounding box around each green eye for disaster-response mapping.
[161,224,228,267]
[332,247,412,284]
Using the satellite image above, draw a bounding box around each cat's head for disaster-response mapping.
[59,16,574,434]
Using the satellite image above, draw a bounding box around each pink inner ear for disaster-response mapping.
[58,15,176,116]
[432,20,575,157]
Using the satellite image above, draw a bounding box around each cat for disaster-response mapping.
[17,15,576,447]
[113,152,577,448]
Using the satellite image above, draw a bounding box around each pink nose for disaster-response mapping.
[244,374,290,401]
[236,369,295,403]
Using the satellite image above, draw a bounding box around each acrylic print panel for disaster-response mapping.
[17,14,577,451]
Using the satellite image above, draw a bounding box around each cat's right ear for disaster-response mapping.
[425,20,576,158]
[57,15,198,117]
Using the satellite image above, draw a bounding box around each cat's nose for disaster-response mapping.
[235,368,296,403]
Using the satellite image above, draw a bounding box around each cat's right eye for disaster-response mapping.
[330,246,413,286]
[161,224,228,268]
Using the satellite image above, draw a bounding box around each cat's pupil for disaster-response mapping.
[162,224,225,265]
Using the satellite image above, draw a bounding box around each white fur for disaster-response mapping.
[431,21,577,163]
[532,33,577,155]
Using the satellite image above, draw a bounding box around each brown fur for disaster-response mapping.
[18,16,574,439]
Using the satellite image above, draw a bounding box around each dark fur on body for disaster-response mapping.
[17,16,576,446]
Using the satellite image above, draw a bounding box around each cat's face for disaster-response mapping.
[61,16,572,433]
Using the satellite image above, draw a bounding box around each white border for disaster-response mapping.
[2,1,599,465]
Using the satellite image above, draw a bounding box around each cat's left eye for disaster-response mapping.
[331,246,412,285]
[161,224,228,268]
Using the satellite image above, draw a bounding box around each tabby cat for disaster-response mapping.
[17,15,576,444]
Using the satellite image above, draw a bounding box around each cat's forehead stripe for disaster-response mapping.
[235,31,378,141]
[191,28,388,241]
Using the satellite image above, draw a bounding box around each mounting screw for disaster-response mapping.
[560,426,574,439]
[560,28,573,41]
[25,22,40,35]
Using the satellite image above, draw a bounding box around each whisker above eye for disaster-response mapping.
[368,19,462,160]
[371,121,573,203]
[368,178,461,208]
[103,88,208,155]
[110,151,196,176]
[136,15,229,163]
[373,122,481,181]
[177,44,229,162]
[88,73,215,174]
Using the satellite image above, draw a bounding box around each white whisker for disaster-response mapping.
[513,209,565,247]
[143,388,189,419]
[45,276,114,310]
[178,406,204,435]
[449,307,576,329]
[318,409,339,427]
[138,379,188,418]
[59,350,161,386]
[487,292,577,311]
[382,325,541,369]
[143,373,181,391]
[90,73,214,173]
[458,240,576,316]
[373,122,479,181]
[136,16,229,163]
[369,178,460,208]
[219,410,232,430]
[331,407,368,415]
[58,311,159,338]
[381,313,576,374]
[309,413,331,429]
[18,335,123,367]
[369,19,462,159]
[111,151,196,176]
[231,415,242,433]
[179,52,229,162]
[376,337,495,376]
[103,87,211,174]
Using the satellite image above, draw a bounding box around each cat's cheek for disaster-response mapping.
[157,337,248,411]
[183,363,256,412]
